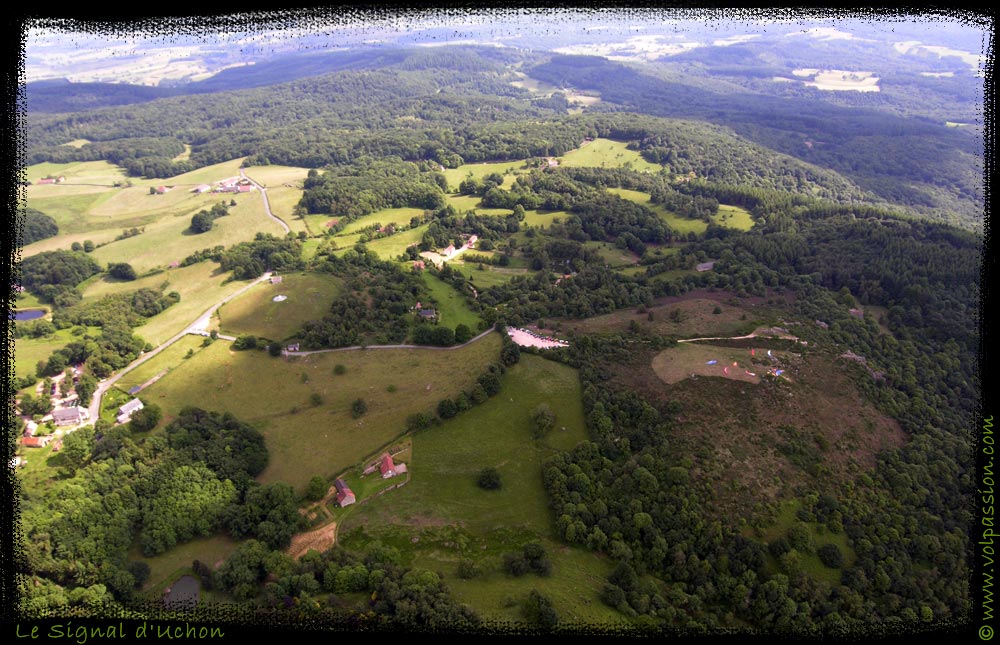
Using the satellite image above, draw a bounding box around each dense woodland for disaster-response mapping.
[13,40,984,635]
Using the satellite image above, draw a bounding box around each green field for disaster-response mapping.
[81,262,260,347]
[217,272,343,342]
[584,241,640,267]
[362,223,429,260]
[14,325,102,381]
[559,138,663,173]
[89,191,285,273]
[420,272,481,330]
[141,332,503,493]
[712,204,755,230]
[242,165,309,188]
[651,342,766,385]
[442,160,526,191]
[448,261,530,289]
[521,209,571,230]
[338,207,425,235]
[113,335,208,395]
[446,194,484,212]
[337,355,627,624]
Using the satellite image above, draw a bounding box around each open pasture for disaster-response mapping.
[217,272,343,342]
[141,332,503,493]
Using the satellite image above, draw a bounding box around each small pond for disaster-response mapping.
[12,309,46,321]
[163,575,200,609]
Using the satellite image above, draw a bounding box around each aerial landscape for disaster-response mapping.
[5,8,989,639]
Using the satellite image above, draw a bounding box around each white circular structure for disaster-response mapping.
[272,295,287,302]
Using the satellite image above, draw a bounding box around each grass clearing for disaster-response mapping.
[446,194,484,212]
[559,138,663,173]
[608,187,712,235]
[583,241,640,267]
[363,223,429,261]
[337,355,624,623]
[713,204,755,230]
[242,165,309,188]
[217,272,343,342]
[651,343,765,385]
[522,209,571,230]
[449,261,529,289]
[142,332,503,493]
[338,207,425,235]
[134,534,239,597]
[442,160,526,191]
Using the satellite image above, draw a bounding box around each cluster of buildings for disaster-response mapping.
[191,177,255,194]
[334,453,408,508]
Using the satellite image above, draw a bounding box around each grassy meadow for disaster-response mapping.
[559,138,663,173]
[420,272,482,330]
[217,272,343,342]
[141,332,503,493]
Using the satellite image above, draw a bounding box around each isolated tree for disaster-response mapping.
[531,403,556,439]
[351,398,368,418]
[477,467,502,490]
[191,211,214,233]
[108,262,137,281]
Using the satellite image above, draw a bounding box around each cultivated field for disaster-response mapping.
[217,272,343,342]
[337,355,626,624]
[141,332,503,493]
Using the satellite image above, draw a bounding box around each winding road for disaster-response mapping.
[240,168,290,235]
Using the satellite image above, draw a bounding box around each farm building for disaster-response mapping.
[380,453,397,478]
[334,478,356,507]
[23,420,37,437]
[696,261,716,272]
[849,308,865,319]
[192,184,212,193]
[412,260,425,271]
[270,275,283,284]
[443,244,456,257]
[237,184,253,193]
[52,407,86,427]
[117,398,144,424]
[418,308,437,320]
[155,186,171,194]
[286,343,300,352]
[22,435,53,448]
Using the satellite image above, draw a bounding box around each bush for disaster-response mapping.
[477,467,502,490]
[305,476,327,502]
[108,262,137,281]
[457,559,481,579]
[233,335,258,350]
[406,412,432,432]
[333,364,346,375]
[351,398,368,418]
[818,543,844,568]
[268,342,283,357]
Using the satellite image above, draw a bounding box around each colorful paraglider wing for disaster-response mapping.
[706,360,718,365]
[775,369,784,376]
[723,367,730,375]
[751,348,755,356]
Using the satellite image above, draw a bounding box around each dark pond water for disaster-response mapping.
[12,309,45,321]
[163,575,200,609]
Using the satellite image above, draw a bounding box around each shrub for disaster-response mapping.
[333,364,346,375]
[351,398,367,418]
[477,467,502,490]
[818,543,844,569]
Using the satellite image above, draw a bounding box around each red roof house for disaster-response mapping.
[22,436,53,448]
[334,478,355,507]
[380,453,397,479]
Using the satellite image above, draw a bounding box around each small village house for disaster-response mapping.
[334,478,356,507]
[52,406,86,427]
[117,398,144,425]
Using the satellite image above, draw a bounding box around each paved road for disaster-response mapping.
[240,169,290,234]
[284,328,496,357]
[86,272,273,423]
